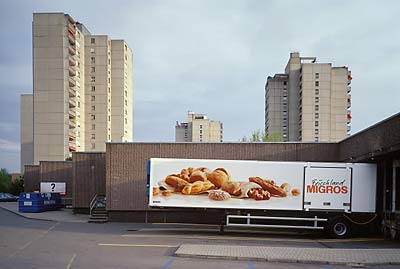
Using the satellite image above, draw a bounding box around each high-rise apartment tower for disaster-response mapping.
[20,13,133,169]
[175,112,223,142]
[265,52,351,142]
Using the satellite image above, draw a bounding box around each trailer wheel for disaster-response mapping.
[328,217,350,238]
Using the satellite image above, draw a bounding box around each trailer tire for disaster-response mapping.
[328,217,350,239]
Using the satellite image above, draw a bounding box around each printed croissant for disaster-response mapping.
[182,181,215,195]
[165,175,189,192]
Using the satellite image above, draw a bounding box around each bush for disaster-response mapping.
[0,168,11,193]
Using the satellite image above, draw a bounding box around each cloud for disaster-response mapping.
[1,0,400,170]
[0,138,19,152]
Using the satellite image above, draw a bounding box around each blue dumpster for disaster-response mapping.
[19,192,62,213]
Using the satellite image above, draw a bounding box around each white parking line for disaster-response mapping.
[98,243,178,248]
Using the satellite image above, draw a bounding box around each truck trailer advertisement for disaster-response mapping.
[149,158,376,213]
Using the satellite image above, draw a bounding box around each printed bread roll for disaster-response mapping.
[189,170,208,183]
[207,168,230,187]
[208,190,231,201]
[182,181,215,195]
[165,175,189,192]
[221,181,241,196]
[153,187,160,196]
[281,183,291,193]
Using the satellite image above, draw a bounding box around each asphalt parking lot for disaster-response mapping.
[1,207,400,269]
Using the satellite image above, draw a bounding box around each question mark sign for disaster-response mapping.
[51,183,55,192]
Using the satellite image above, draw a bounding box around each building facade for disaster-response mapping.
[21,13,133,169]
[175,112,223,142]
[265,52,352,142]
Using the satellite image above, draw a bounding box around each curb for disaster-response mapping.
[0,206,56,222]
[175,253,400,266]
[175,244,400,266]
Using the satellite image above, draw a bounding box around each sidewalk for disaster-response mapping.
[175,244,400,266]
[0,202,89,223]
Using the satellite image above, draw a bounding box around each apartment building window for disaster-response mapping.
[92,124,95,130]
[91,134,95,140]
[109,59,111,65]
[315,89,319,95]
[315,105,319,111]
[91,38,95,44]
[315,97,319,103]
[315,81,319,87]
[125,110,127,115]
[108,135,111,140]
[91,96,95,101]
[314,137,319,142]
[315,129,319,135]
[108,87,111,93]
[77,71,80,78]
[199,130,202,134]
[90,48,95,53]
[91,76,95,82]
[125,55,127,61]
[108,116,111,121]
[125,90,127,97]
[91,106,95,111]
[283,81,287,85]
[125,44,128,51]
[315,113,319,119]
[91,86,95,92]
[77,102,80,108]
[91,67,95,73]
[315,73,319,79]
[125,100,127,106]
[91,115,95,120]
[108,78,111,83]
[91,143,95,149]
[315,121,319,127]
[125,118,127,124]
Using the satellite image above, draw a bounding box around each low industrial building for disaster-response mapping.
[24,112,400,238]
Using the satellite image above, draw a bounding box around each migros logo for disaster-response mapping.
[306,178,348,194]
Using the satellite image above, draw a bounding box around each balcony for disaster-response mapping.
[69,66,76,77]
[69,109,76,118]
[69,120,76,129]
[68,33,75,45]
[68,26,75,38]
[69,129,76,138]
[347,73,352,85]
[69,87,76,97]
[69,55,76,66]
[69,98,76,108]
[69,77,76,87]
[69,45,76,56]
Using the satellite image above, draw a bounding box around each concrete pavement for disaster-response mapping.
[0,202,89,222]
[2,201,400,266]
[176,244,400,266]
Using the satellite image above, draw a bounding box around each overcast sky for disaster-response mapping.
[0,0,399,172]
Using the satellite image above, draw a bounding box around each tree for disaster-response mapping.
[240,130,283,142]
[9,175,24,196]
[0,168,11,193]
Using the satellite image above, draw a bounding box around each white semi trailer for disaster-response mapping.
[149,158,377,238]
